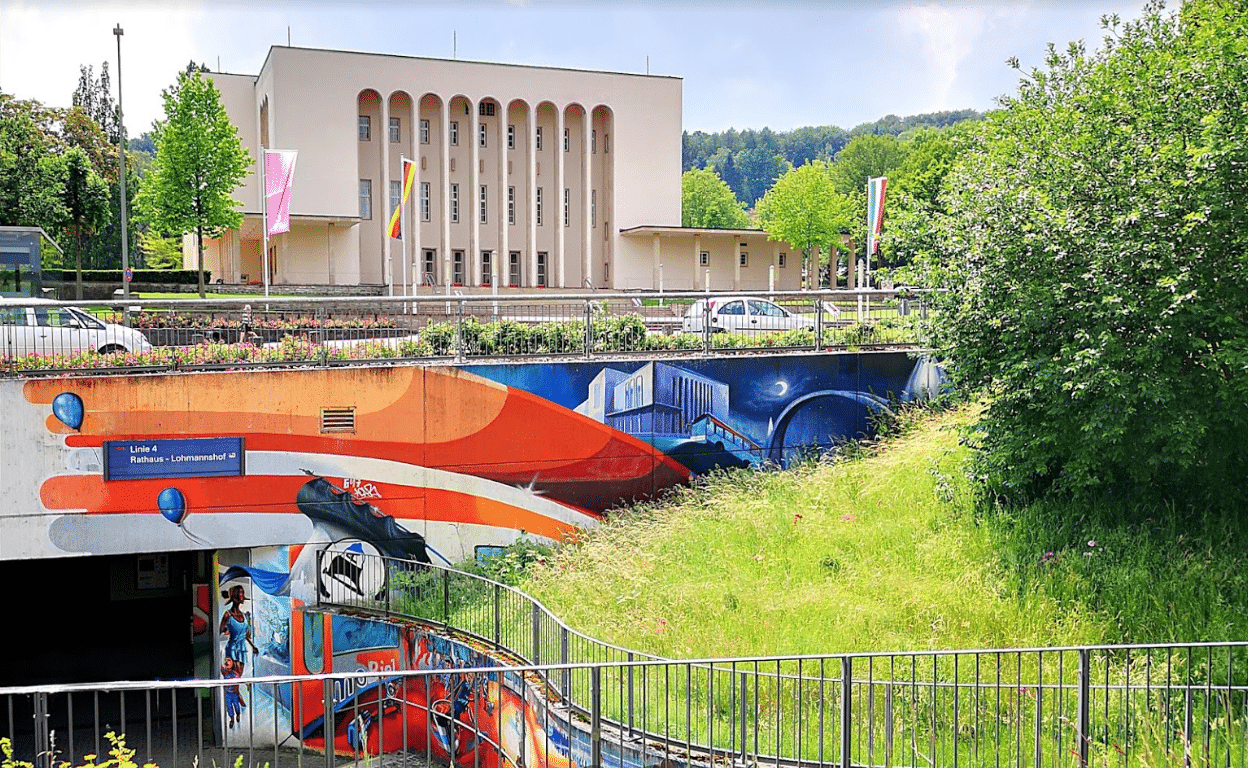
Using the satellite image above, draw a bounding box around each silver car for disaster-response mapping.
[681,296,815,334]
[0,298,153,357]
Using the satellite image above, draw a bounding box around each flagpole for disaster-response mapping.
[262,152,270,299]
[400,155,408,302]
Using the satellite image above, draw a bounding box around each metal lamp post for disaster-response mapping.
[114,24,130,301]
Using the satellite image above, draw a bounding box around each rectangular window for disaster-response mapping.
[390,117,401,143]
[537,252,548,287]
[563,188,570,227]
[389,180,401,216]
[479,123,487,148]
[359,179,372,220]
[479,185,488,224]
[450,121,459,146]
[508,186,515,225]
[779,252,787,268]
[699,251,709,267]
[450,184,459,223]
[591,189,596,227]
[452,250,465,286]
[563,128,569,152]
[420,182,431,222]
[419,119,429,144]
[481,250,492,286]
[535,126,543,150]
[423,249,437,283]
[507,124,515,150]
[604,133,609,153]
[358,115,371,141]
[478,101,496,117]
[509,251,521,287]
[536,187,543,226]
[591,129,596,153]
[739,251,749,267]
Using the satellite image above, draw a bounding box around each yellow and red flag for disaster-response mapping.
[388,158,416,239]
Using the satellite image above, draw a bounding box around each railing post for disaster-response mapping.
[323,677,335,768]
[702,300,712,354]
[591,665,603,768]
[739,671,749,762]
[841,656,853,768]
[315,548,323,606]
[583,301,593,359]
[1077,648,1091,767]
[32,692,50,768]
[560,628,570,698]
[815,296,824,350]
[493,584,501,647]
[455,300,466,362]
[442,568,450,625]
[627,652,635,737]
[384,557,391,616]
[531,603,542,665]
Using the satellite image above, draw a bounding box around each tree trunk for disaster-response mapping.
[197,225,206,298]
[74,223,84,301]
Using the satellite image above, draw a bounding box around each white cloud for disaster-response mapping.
[891,4,1001,112]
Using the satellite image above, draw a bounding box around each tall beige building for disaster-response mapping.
[201,46,800,292]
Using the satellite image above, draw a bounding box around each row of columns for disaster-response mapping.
[372,95,605,291]
[649,233,786,291]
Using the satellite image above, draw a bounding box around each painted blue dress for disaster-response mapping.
[224,612,250,663]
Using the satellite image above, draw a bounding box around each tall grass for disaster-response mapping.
[520,404,1248,658]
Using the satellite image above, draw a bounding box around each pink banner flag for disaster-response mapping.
[265,150,298,236]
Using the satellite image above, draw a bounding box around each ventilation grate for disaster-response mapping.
[321,407,356,433]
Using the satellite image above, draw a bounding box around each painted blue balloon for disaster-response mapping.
[52,392,84,430]
[158,487,187,525]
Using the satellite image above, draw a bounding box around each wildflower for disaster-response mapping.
[793,513,804,525]
[1087,539,1097,547]
[840,513,856,522]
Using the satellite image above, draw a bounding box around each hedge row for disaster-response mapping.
[44,269,211,284]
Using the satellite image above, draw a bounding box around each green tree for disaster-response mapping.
[829,134,909,195]
[681,168,750,229]
[735,148,792,207]
[915,0,1248,509]
[61,148,111,299]
[138,229,182,269]
[137,71,251,297]
[879,126,973,272]
[0,94,68,236]
[756,162,857,288]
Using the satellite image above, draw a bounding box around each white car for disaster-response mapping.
[0,298,153,357]
[681,297,815,334]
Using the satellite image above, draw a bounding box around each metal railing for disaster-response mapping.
[316,554,1248,768]
[3,550,1246,768]
[0,289,928,375]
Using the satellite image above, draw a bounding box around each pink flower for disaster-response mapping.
[840,513,856,522]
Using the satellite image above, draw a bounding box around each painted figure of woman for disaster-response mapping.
[219,585,259,667]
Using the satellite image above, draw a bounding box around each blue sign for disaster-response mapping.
[104,437,245,481]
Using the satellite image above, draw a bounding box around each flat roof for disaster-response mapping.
[258,45,682,83]
[620,225,773,238]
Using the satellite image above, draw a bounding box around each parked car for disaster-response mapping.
[681,297,816,334]
[0,298,153,357]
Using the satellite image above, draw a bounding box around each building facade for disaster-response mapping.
[199,46,801,292]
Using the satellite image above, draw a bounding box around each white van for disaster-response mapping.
[0,298,153,357]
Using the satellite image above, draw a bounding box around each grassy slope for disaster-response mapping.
[521,406,1112,658]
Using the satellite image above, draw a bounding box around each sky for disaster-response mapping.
[1,0,1149,139]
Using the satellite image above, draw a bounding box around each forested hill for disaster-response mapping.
[683,109,982,206]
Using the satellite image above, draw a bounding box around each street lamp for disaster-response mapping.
[114,24,130,300]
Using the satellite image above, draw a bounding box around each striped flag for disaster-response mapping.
[388,158,417,239]
[264,150,298,236]
[866,176,888,256]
